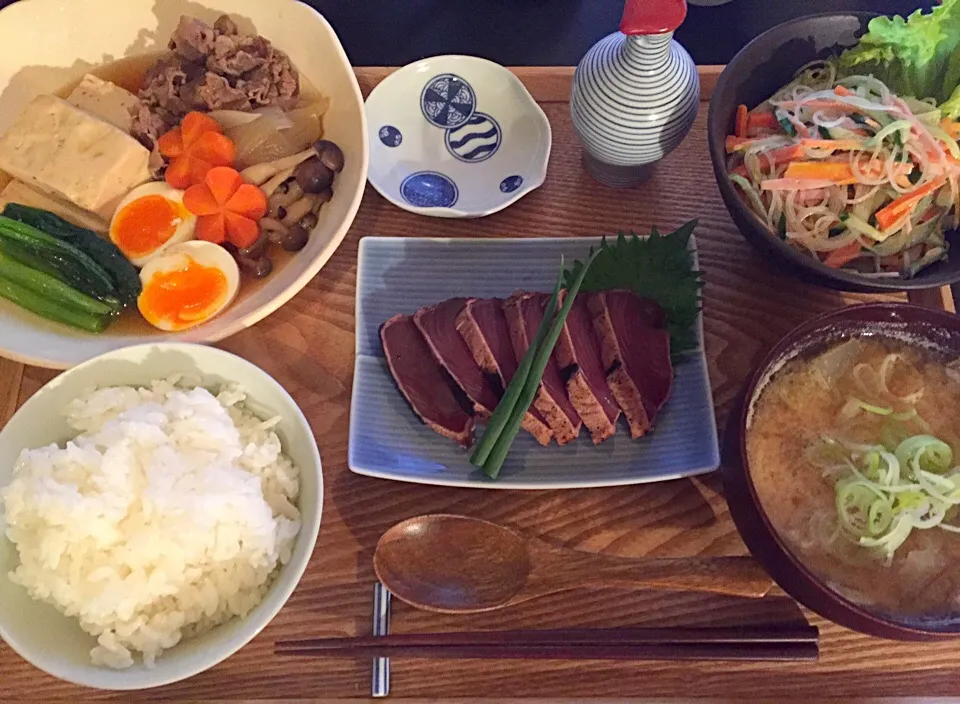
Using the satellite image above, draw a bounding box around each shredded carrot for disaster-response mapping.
[799,138,865,151]
[726,135,778,152]
[760,178,839,191]
[783,161,856,184]
[183,166,267,249]
[874,176,947,231]
[919,207,941,224]
[941,118,960,140]
[823,241,862,268]
[834,85,855,98]
[735,104,748,139]
[158,112,236,189]
[746,111,780,135]
[774,100,852,111]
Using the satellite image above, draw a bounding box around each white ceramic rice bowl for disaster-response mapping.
[0,0,368,369]
[0,343,323,690]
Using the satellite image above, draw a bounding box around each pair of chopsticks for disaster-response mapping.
[276,624,819,662]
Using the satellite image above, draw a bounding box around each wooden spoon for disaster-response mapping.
[373,514,774,614]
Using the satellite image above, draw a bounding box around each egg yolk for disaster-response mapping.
[112,196,183,258]
[138,257,229,331]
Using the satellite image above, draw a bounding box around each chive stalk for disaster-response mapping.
[470,268,564,468]
[480,249,601,479]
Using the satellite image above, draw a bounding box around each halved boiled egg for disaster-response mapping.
[109,182,197,267]
[137,241,240,332]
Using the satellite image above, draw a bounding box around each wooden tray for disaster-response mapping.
[1,66,958,700]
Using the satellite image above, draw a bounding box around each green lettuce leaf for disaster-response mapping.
[942,84,960,120]
[838,0,960,106]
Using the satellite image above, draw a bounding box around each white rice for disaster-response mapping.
[1,377,301,669]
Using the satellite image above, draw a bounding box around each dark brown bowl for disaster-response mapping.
[723,302,960,640]
[707,13,960,293]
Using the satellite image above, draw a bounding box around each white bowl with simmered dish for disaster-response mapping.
[724,303,960,640]
[0,0,367,368]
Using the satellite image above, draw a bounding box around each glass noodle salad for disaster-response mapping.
[726,0,960,279]
[727,66,960,278]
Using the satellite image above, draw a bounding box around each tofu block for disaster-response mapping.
[0,95,151,220]
[66,74,139,133]
[0,179,108,233]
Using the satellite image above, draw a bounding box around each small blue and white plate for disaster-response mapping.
[364,56,551,218]
[349,236,719,490]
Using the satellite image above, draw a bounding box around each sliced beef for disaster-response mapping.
[414,298,501,418]
[381,314,474,447]
[588,290,673,439]
[181,72,251,111]
[168,16,217,62]
[455,298,553,446]
[554,291,620,444]
[503,292,582,445]
[131,14,300,148]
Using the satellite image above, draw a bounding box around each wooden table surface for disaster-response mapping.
[2,66,960,701]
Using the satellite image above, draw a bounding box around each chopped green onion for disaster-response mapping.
[857,399,893,416]
[895,435,952,474]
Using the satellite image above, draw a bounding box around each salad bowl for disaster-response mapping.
[364,55,551,218]
[707,12,960,293]
[0,0,368,368]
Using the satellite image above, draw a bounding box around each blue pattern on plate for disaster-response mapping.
[499,175,523,193]
[399,171,459,208]
[350,236,719,489]
[444,112,501,163]
[378,125,402,147]
[420,73,476,129]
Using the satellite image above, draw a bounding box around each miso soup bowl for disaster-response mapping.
[723,302,960,641]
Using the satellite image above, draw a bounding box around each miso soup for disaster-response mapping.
[747,336,960,621]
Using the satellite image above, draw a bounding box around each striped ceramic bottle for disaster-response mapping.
[570,0,699,187]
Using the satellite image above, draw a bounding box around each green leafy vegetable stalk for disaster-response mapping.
[837,0,960,116]
[563,220,703,360]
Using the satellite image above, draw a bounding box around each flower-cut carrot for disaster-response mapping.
[158,112,236,189]
[874,176,947,231]
[735,104,748,138]
[834,85,855,98]
[183,166,267,249]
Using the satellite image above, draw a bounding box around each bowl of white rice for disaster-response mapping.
[0,343,322,690]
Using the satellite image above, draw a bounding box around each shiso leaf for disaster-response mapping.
[563,220,703,361]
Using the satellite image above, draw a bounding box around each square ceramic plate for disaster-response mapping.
[349,236,719,489]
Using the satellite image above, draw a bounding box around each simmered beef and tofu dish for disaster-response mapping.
[0,14,345,334]
[381,290,675,449]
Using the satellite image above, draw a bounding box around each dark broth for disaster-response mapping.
[747,336,960,621]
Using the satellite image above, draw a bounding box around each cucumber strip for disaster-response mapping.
[0,216,117,296]
[0,248,117,315]
[0,272,109,333]
[2,204,141,305]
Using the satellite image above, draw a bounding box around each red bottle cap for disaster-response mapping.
[620,0,687,35]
